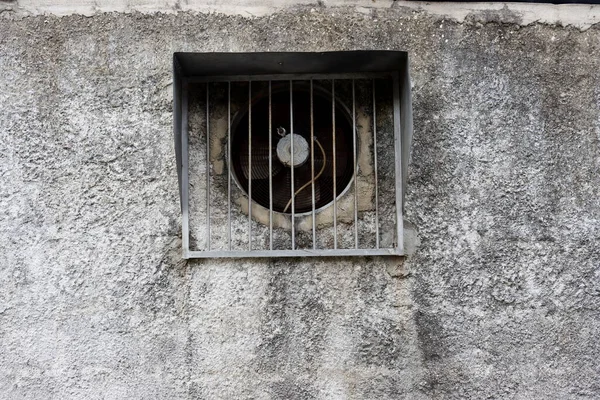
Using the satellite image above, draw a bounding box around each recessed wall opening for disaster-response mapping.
[173,52,413,258]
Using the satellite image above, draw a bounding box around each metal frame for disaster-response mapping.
[174,51,412,259]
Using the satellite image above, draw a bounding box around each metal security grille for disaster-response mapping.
[173,52,412,258]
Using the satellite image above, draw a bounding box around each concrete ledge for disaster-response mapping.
[1,0,599,29]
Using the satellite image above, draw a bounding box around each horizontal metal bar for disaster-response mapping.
[186,72,394,83]
[185,248,404,259]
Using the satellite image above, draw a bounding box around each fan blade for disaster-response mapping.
[239,136,282,179]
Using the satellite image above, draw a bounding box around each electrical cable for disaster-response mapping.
[283,137,327,213]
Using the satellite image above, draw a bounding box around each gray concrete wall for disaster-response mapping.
[1,2,599,399]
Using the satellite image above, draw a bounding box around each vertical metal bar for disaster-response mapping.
[206,83,211,251]
[332,80,337,249]
[352,79,358,249]
[310,79,316,250]
[248,81,252,251]
[373,79,380,249]
[227,82,232,251]
[181,79,190,257]
[290,80,295,250]
[269,81,273,251]
[392,73,404,253]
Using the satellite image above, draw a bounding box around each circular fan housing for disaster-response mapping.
[231,83,354,215]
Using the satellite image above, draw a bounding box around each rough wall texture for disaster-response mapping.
[1,5,599,399]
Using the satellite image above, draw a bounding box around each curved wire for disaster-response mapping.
[283,138,327,213]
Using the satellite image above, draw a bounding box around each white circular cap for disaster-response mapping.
[276,133,309,168]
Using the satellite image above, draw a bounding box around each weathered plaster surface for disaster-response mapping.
[0,5,599,399]
[2,0,600,29]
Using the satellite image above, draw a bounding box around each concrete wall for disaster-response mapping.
[1,2,599,399]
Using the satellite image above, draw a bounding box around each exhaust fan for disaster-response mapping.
[231,83,354,214]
